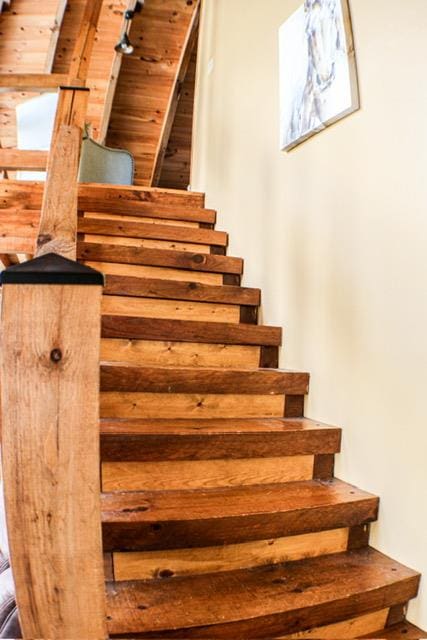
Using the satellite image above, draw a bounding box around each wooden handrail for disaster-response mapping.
[0,149,48,171]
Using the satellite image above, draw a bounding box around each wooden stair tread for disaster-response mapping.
[100,417,338,436]
[103,275,261,306]
[78,184,214,224]
[81,200,216,224]
[101,478,377,525]
[79,217,228,247]
[101,316,282,346]
[99,364,309,395]
[361,621,427,639]
[105,548,420,636]
[100,417,342,461]
[102,479,377,550]
[78,242,242,274]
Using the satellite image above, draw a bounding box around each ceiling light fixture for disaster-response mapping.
[115,1,144,55]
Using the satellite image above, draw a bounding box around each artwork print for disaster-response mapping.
[279,0,359,151]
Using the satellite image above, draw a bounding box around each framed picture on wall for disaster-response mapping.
[279,0,360,151]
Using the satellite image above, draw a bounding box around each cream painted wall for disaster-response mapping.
[192,0,427,628]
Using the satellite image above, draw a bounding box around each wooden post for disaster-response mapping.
[0,254,107,639]
[68,0,104,84]
[36,87,89,261]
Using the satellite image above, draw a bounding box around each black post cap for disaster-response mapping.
[0,253,105,286]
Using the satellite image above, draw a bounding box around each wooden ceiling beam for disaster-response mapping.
[68,0,105,85]
[0,73,71,93]
[150,0,201,187]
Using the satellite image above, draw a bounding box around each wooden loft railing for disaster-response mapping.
[0,1,109,637]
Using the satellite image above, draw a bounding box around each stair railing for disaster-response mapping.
[0,1,109,637]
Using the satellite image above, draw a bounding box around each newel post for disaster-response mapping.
[0,254,108,639]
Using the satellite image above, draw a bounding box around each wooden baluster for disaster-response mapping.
[35,86,89,260]
[0,254,107,639]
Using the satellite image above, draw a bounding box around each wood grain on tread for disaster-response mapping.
[101,479,378,551]
[78,242,243,275]
[99,364,309,395]
[102,455,315,491]
[85,261,223,285]
[78,217,227,247]
[101,295,241,324]
[83,233,211,254]
[105,548,419,637]
[83,211,201,229]
[113,528,350,581]
[100,339,261,369]
[80,198,215,223]
[101,316,282,346]
[103,275,261,306]
[99,418,342,461]
[100,392,285,420]
[78,183,205,209]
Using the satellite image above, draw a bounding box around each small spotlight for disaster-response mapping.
[115,33,134,55]
[115,1,144,55]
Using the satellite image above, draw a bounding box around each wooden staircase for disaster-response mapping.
[74,186,424,639]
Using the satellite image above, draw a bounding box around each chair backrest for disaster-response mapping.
[15,94,134,185]
[78,134,134,185]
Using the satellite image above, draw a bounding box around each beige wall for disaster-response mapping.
[192,0,427,628]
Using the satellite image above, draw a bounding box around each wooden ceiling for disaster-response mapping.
[0,0,66,147]
[53,0,129,142]
[106,0,200,187]
[0,0,200,190]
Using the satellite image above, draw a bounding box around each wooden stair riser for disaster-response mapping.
[101,480,378,552]
[85,261,226,285]
[105,549,418,637]
[106,527,372,583]
[78,242,243,275]
[101,456,316,491]
[101,295,242,324]
[277,608,390,639]
[101,339,263,369]
[100,392,287,419]
[102,455,337,493]
[102,297,258,325]
[109,527,363,581]
[101,394,306,421]
[101,315,281,347]
[361,619,427,639]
